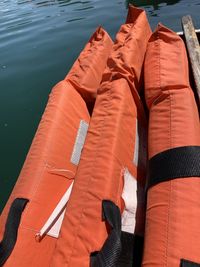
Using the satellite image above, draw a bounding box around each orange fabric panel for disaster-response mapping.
[52,6,151,267]
[0,28,113,267]
[143,25,200,267]
[66,27,113,109]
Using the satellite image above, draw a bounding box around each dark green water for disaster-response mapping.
[0,0,200,212]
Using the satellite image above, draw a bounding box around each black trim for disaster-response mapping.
[90,200,121,267]
[0,198,29,266]
[147,146,200,189]
[181,259,200,267]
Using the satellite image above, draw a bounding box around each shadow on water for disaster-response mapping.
[127,0,181,9]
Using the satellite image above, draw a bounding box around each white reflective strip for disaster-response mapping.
[133,119,139,166]
[121,169,137,234]
[71,120,89,165]
[36,181,74,240]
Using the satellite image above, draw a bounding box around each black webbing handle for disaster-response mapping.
[0,198,29,266]
[181,259,200,267]
[90,200,121,267]
[116,232,143,267]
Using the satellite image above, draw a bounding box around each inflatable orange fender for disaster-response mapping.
[0,27,113,267]
[51,6,151,267]
[142,25,200,267]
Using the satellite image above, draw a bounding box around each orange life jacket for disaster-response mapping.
[142,25,200,267]
[51,6,151,267]
[0,27,113,267]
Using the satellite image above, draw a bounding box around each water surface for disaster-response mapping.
[1,0,200,211]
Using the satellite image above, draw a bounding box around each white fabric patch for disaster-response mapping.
[71,120,89,165]
[36,181,74,240]
[121,169,137,234]
[47,209,66,238]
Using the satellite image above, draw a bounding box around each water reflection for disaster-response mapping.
[17,0,69,5]
[17,0,92,8]
[67,17,85,22]
[127,0,180,9]
[0,0,96,38]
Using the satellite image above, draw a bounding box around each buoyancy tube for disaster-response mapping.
[51,6,152,267]
[0,27,113,267]
[142,24,200,267]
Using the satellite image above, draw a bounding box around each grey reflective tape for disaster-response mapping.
[133,118,147,169]
[133,119,139,166]
[70,120,89,165]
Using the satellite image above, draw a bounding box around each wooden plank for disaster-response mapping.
[182,15,200,103]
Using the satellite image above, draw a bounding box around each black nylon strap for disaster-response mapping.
[0,198,29,266]
[181,259,200,267]
[116,232,143,267]
[147,146,200,189]
[90,200,121,267]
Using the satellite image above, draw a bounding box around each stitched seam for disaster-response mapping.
[166,179,172,267]
[157,29,168,267]
[166,72,173,267]
[117,88,137,206]
[73,88,112,261]
[67,86,112,266]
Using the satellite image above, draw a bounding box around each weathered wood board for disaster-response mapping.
[182,15,200,103]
